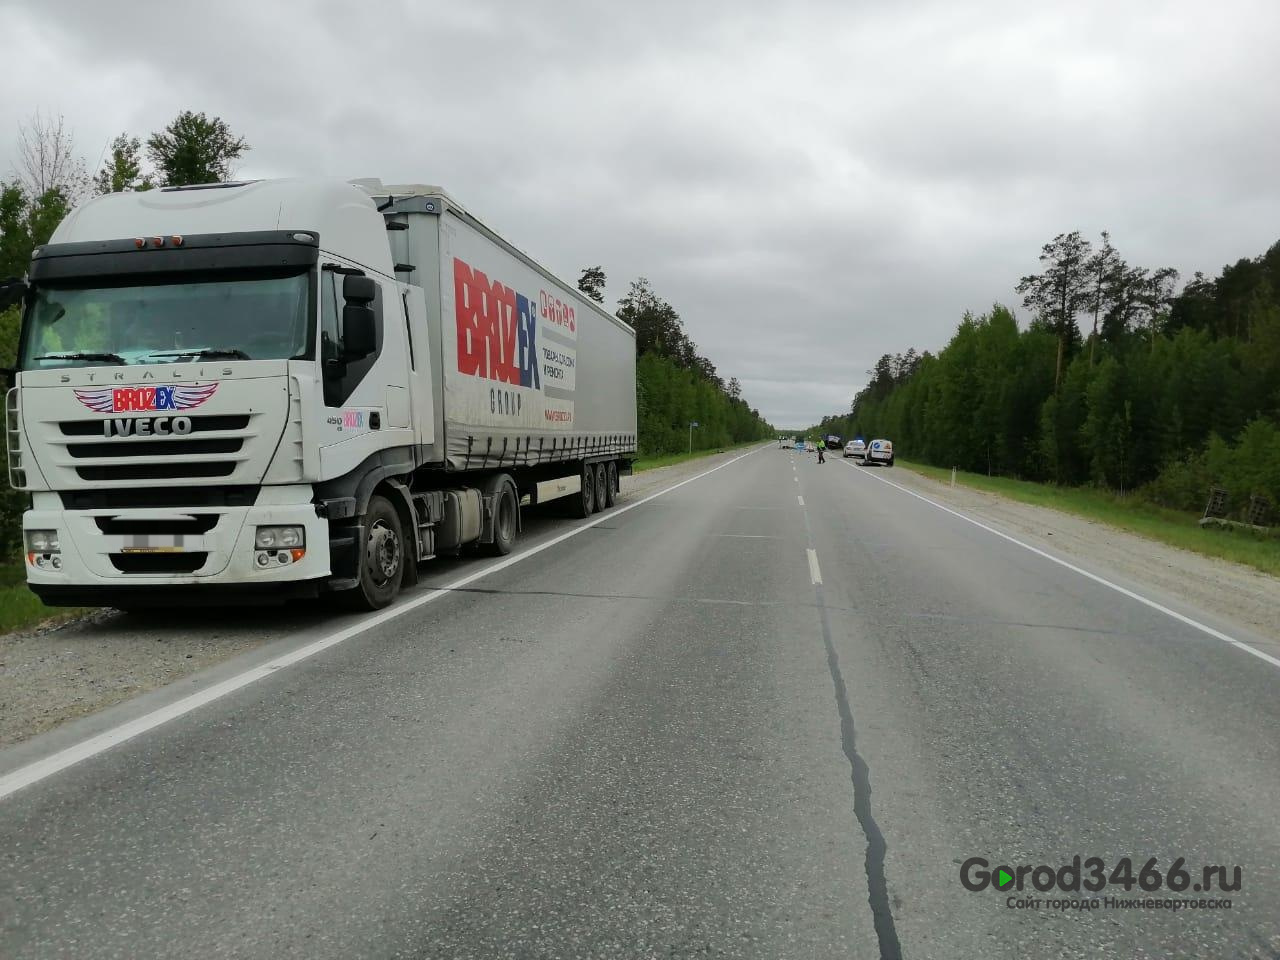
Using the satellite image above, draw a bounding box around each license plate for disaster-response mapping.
[118,534,195,553]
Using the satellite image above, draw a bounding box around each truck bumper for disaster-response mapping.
[23,486,331,607]
[29,581,322,608]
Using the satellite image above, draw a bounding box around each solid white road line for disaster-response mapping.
[0,447,764,802]
[841,461,1280,671]
[807,548,823,585]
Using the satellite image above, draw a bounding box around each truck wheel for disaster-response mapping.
[593,463,608,510]
[604,461,618,507]
[485,483,518,556]
[569,463,595,518]
[343,494,403,610]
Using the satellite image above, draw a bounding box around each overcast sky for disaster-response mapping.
[3,0,1278,428]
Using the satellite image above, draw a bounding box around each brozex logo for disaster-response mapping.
[73,382,218,413]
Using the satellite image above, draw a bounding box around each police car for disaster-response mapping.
[843,438,866,461]
[866,438,894,466]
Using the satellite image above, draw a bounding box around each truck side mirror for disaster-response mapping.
[342,305,376,359]
[341,275,378,360]
[342,274,377,304]
[0,278,27,311]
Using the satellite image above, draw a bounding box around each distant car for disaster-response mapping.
[866,438,894,466]
[843,439,866,460]
[805,441,816,452]
[825,435,843,450]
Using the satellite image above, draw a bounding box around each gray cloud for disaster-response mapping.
[3,0,1278,428]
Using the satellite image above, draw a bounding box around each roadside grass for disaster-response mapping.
[0,562,92,634]
[632,440,767,473]
[898,460,1280,578]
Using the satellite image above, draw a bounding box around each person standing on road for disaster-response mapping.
[817,438,826,463]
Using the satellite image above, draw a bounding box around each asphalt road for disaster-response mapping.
[2,446,1279,959]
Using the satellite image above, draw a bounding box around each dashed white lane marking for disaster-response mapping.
[842,461,1280,671]
[807,548,823,585]
[0,447,766,802]
[798,495,805,506]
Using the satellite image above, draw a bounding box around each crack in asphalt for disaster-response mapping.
[905,611,1134,636]
[426,587,1130,637]
[812,579,902,959]
[432,584,862,611]
[800,495,903,960]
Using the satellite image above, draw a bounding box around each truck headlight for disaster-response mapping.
[254,525,306,570]
[25,529,60,553]
[25,529,62,571]
[255,525,305,549]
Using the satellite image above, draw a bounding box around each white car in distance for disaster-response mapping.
[866,439,894,466]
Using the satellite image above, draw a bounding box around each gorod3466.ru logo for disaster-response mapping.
[961,855,1240,911]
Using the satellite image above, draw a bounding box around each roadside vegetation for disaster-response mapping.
[578,271,775,456]
[632,439,765,473]
[812,230,1280,561]
[0,563,90,632]
[900,460,1280,578]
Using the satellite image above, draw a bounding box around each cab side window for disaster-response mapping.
[320,265,383,407]
[320,268,342,407]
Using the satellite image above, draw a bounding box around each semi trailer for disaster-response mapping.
[4,178,637,610]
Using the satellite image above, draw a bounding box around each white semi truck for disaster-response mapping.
[3,178,637,610]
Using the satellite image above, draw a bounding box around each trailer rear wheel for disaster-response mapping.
[485,482,518,556]
[342,494,404,610]
[569,463,595,518]
[593,463,608,510]
[604,461,618,507]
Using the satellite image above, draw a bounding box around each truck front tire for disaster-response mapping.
[342,494,404,610]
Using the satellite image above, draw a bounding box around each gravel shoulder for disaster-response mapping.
[882,461,1280,648]
[0,446,764,748]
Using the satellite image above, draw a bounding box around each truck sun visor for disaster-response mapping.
[29,230,319,282]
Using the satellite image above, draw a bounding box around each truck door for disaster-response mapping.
[317,264,410,453]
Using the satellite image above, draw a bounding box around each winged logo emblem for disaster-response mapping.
[73,383,219,413]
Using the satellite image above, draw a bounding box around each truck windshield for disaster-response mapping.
[18,271,312,370]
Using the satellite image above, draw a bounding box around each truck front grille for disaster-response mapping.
[60,486,258,509]
[54,414,254,483]
[66,438,243,459]
[58,415,251,436]
[76,461,237,481]
[109,552,208,574]
[94,516,221,536]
